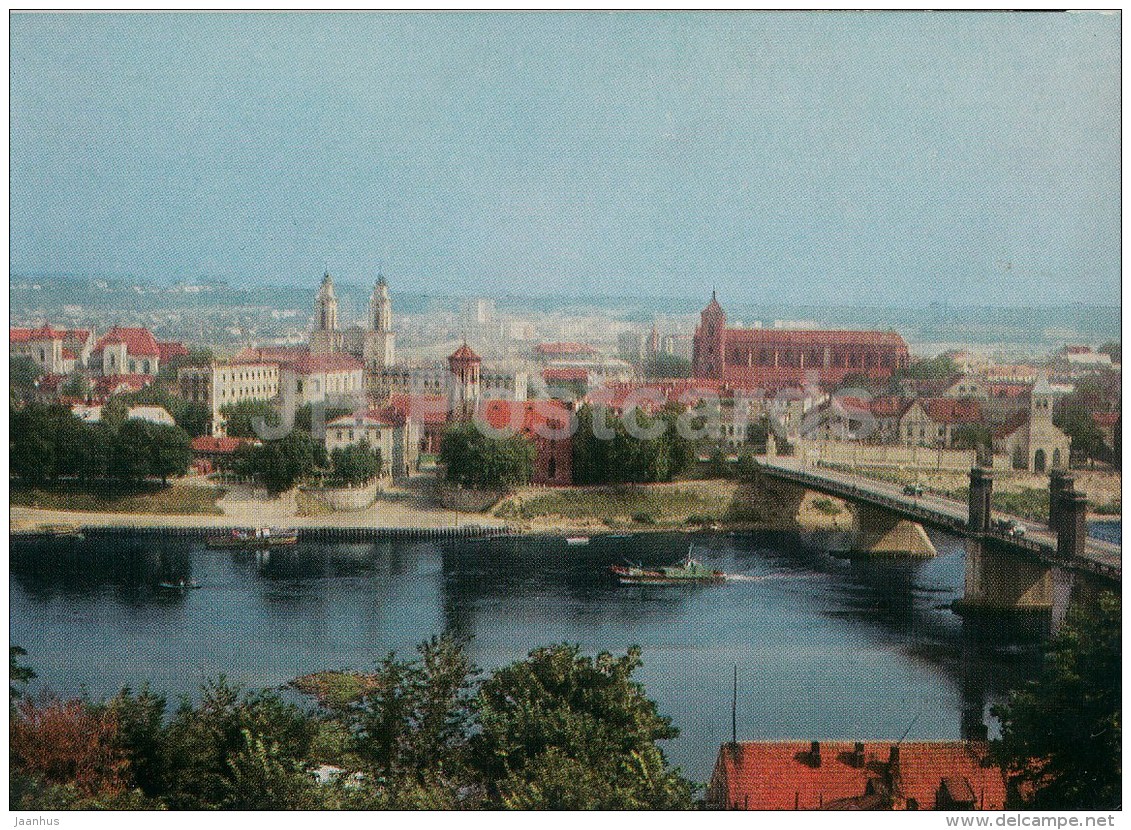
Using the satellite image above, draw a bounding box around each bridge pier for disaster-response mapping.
[853,504,936,557]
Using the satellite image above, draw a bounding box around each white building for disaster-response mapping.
[325,409,421,479]
[277,353,366,413]
[178,361,281,437]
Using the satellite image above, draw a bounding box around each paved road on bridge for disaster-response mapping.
[758,457,1120,580]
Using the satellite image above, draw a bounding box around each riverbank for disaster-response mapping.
[9,475,845,536]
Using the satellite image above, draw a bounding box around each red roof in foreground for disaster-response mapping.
[190,436,252,454]
[93,326,160,357]
[708,741,1005,811]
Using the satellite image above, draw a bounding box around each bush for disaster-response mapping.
[632,512,656,525]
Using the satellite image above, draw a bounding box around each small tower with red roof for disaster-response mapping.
[692,290,727,379]
[447,342,481,421]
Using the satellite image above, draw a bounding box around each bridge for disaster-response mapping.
[755,457,1120,616]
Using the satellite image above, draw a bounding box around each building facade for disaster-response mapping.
[691,292,910,388]
[178,361,281,437]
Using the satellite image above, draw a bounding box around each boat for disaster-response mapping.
[205,527,299,549]
[12,524,85,541]
[565,536,590,546]
[610,546,726,585]
[158,580,201,590]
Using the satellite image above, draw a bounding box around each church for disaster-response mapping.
[310,271,396,373]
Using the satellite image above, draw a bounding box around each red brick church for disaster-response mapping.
[691,292,910,388]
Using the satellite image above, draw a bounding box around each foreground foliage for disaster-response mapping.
[10,640,695,810]
[993,593,1121,809]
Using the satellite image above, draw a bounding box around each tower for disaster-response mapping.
[447,342,481,421]
[363,272,397,370]
[311,272,342,354]
[691,290,727,379]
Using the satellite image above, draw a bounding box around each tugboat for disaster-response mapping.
[205,527,299,549]
[610,546,726,585]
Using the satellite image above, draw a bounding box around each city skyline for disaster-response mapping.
[10,12,1121,307]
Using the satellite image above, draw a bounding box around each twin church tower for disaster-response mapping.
[310,271,396,371]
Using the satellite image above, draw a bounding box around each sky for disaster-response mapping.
[9,12,1121,306]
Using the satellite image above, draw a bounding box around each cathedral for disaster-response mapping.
[310,271,397,372]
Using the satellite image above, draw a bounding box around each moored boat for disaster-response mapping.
[206,527,299,549]
[158,579,201,590]
[610,546,725,585]
[565,536,590,546]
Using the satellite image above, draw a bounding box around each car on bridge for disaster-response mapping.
[993,518,1026,538]
[902,483,924,497]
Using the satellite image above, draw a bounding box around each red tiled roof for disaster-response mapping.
[61,348,76,360]
[724,329,908,348]
[993,410,1030,439]
[93,326,160,357]
[1065,345,1093,355]
[62,328,91,344]
[191,436,252,454]
[157,341,189,363]
[535,341,597,356]
[585,379,724,412]
[924,398,982,424]
[1093,412,1120,428]
[282,353,364,375]
[234,346,311,364]
[386,394,450,426]
[10,325,64,342]
[709,741,1005,811]
[92,374,153,395]
[869,396,914,418]
[543,367,589,383]
[449,343,481,362]
[9,328,31,343]
[478,399,573,438]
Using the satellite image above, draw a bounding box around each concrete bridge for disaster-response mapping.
[755,457,1120,616]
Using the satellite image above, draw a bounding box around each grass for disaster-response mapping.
[10,481,226,515]
[290,671,380,708]
[811,497,844,516]
[495,482,739,527]
[296,491,337,517]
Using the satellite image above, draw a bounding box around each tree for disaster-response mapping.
[109,418,153,483]
[642,353,692,379]
[992,594,1120,809]
[1097,341,1120,364]
[570,404,693,486]
[892,354,958,382]
[470,644,694,810]
[10,403,56,484]
[10,645,36,700]
[331,440,381,485]
[234,431,319,493]
[148,424,193,485]
[439,423,534,491]
[1053,398,1105,464]
[59,372,91,398]
[10,355,42,402]
[220,399,282,439]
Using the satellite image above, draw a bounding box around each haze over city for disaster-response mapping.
[10,12,1120,307]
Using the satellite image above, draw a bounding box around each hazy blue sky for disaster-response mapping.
[10,12,1120,305]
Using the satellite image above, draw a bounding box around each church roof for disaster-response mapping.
[704,290,725,315]
[93,326,160,357]
[449,342,481,362]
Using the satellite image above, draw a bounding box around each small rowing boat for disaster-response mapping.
[158,580,201,590]
[566,536,590,546]
[206,527,298,549]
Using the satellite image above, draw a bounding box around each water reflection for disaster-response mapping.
[10,530,1048,781]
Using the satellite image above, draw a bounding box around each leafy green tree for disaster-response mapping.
[10,645,36,700]
[439,423,534,491]
[471,644,694,810]
[148,424,193,485]
[331,441,381,485]
[1097,341,1120,364]
[642,352,692,379]
[570,404,693,486]
[220,399,281,439]
[10,403,56,484]
[59,372,91,398]
[109,418,155,483]
[993,594,1120,809]
[234,431,319,493]
[892,353,958,382]
[10,355,42,402]
[1053,398,1105,464]
[100,396,129,431]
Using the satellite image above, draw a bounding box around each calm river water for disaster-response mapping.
[11,526,1116,782]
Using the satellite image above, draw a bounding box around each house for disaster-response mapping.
[157,340,189,365]
[276,353,366,413]
[385,394,449,455]
[324,407,421,479]
[991,379,1072,472]
[899,399,983,448]
[706,740,1006,811]
[478,398,574,486]
[91,326,161,376]
[10,325,66,374]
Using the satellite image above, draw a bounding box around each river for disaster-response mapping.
[11,525,1116,783]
